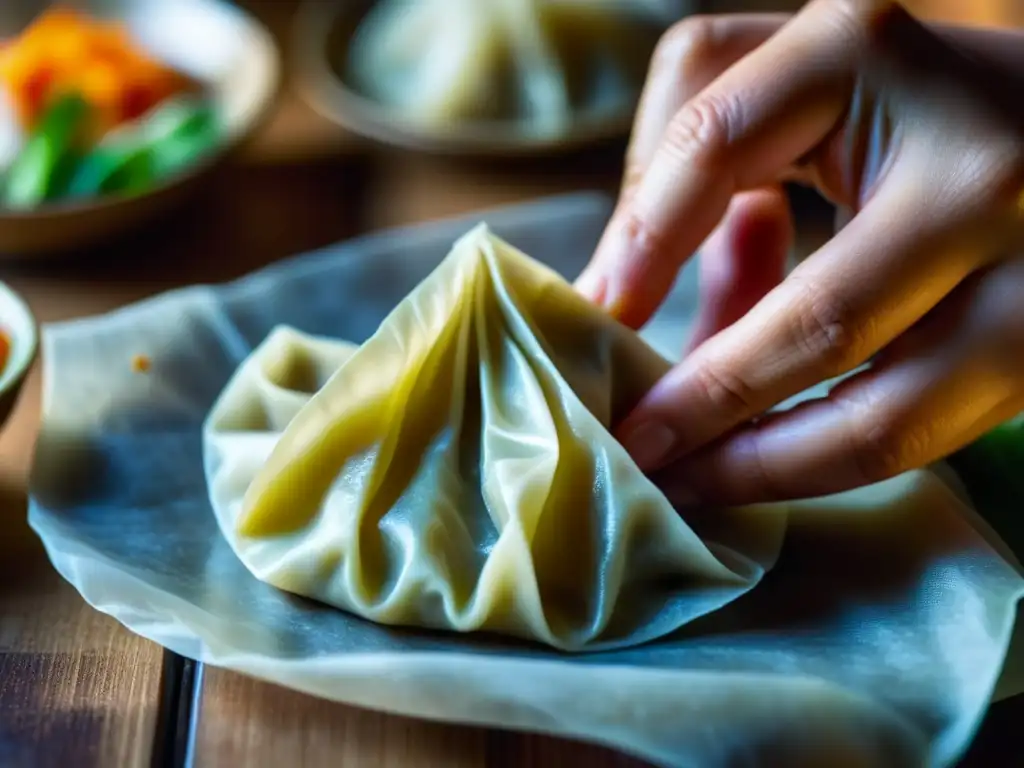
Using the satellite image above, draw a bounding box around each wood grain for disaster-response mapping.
[192,672,1024,768]
[0,363,163,768]
[193,668,650,768]
[359,145,628,237]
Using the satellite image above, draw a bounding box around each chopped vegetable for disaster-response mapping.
[0,8,222,209]
[66,130,155,198]
[144,97,219,177]
[132,354,151,373]
[2,93,90,208]
[0,330,9,374]
[0,7,193,136]
[63,97,219,200]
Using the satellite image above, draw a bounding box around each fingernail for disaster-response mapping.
[579,216,629,297]
[605,295,627,323]
[620,420,677,472]
[574,267,606,304]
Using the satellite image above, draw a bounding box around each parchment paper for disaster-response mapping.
[29,193,1023,767]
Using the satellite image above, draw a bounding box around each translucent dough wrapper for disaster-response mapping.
[204,226,786,651]
[31,195,1023,767]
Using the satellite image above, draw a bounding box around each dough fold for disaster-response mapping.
[204,225,787,651]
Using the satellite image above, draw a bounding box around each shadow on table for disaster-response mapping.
[196,664,651,768]
[0,653,108,768]
[0,477,55,601]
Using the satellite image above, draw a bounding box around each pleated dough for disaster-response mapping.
[204,225,787,651]
[345,0,662,133]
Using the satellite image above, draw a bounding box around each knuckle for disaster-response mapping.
[849,417,926,485]
[944,143,1024,219]
[835,387,931,486]
[988,147,1024,215]
[654,16,719,83]
[788,282,870,376]
[664,90,738,166]
[619,159,645,199]
[819,0,901,48]
[825,0,897,25]
[618,209,668,270]
[692,357,758,419]
[740,427,789,501]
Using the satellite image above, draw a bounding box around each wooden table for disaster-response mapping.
[1,1,1021,766]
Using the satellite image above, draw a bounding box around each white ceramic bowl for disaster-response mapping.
[0,0,280,258]
[0,281,37,428]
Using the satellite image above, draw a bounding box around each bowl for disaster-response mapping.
[0,0,280,258]
[0,281,37,427]
[292,0,665,157]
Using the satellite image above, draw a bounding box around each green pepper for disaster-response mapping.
[143,96,220,179]
[66,96,220,199]
[2,94,92,209]
[3,94,220,206]
[66,137,156,198]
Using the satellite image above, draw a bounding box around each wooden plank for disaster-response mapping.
[192,671,1020,768]
[0,361,164,768]
[360,148,624,232]
[193,667,649,768]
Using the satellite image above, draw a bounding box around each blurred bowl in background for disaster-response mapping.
[0,280,36,429]
[0,0,280,259]
[293,0,674,157]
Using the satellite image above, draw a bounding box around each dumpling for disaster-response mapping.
[204,225,786,651]
[345,0,665,134]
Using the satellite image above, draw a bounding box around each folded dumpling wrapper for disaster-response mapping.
[28,195,1024,767]
[205,225,785,651]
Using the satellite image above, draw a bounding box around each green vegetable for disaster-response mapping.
[948,414,1024,561]
[143,96,219,178]
[2,94,220,209]
[2,94,91,209]
[64,96,218,200]
[66,136,156,198]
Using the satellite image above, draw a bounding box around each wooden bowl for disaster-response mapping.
[0,281,36,428]
[0,0,280,258]
[292,0,665,157]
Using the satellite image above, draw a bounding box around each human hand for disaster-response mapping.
[575,0,1024,504]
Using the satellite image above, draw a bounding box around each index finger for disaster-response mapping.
[620,13,788,202]
[580,0,874,329]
